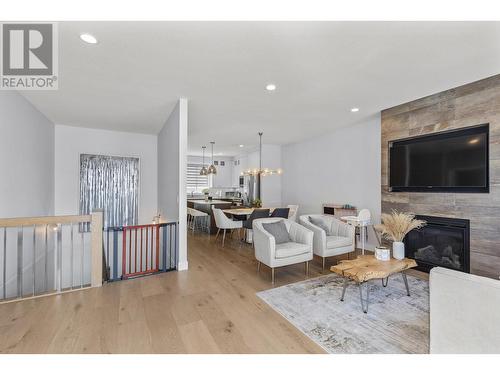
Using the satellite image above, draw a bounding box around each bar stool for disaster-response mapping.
[189,208,209,233]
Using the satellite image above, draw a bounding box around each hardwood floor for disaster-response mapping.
[0,230,427,354]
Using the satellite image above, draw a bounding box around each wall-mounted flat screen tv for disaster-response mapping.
[389,124,489,193]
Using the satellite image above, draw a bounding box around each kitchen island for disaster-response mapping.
[187,199,233,234]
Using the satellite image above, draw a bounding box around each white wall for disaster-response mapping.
[54,124,158,224]
[211,156,234,188]
[282,116,381,248]
[187,155,235,189]
[158,99,188,270]
[260,144,283,208]
[0,92,55,297]
[158,104,180,222]
[233,144,283,207]
[0,91,54,218]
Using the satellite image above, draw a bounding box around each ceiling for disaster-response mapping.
[21,21,500,156]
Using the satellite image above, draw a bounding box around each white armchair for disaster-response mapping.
[253,218,313,283]
[299,214,355,270]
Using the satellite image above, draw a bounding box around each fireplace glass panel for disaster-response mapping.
[406,226,465,271]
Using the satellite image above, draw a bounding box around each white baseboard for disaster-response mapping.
[177,260,189,271]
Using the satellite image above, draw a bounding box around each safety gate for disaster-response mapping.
[121,223,160,279]
[103,222,177,281]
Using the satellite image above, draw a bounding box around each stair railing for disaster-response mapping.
[0,211,103,303]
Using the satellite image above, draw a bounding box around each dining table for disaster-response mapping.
[222,207,275,217]
[222,207,275,243]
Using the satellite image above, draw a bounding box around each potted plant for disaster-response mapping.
[202,188,209,201]
[375,211,426,260]
[251,198,262,208]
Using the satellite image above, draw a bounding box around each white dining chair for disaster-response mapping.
[212,207,243,247]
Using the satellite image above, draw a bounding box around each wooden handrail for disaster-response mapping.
[0,214,91,228]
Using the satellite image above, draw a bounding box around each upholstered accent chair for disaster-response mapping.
[299,214,355,270]
[252,218,313,283]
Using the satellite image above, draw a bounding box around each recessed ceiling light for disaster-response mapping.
[351,107,359,113]
[239,144,244,148]
[80,33,98,44]
[266,84,276,91]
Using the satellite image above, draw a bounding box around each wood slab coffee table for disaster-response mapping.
[330,255,417,313]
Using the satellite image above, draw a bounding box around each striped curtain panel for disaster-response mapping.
[79,154,139,229]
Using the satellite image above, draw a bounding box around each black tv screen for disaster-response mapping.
[389,124,489,193]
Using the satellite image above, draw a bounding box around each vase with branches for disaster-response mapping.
[375,211,426,259]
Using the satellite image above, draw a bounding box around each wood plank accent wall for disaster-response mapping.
[381,74,500,279]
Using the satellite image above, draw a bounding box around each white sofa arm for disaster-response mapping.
[430,267,500,353]
[299,215,326,253]
[252,220,276,265]
[288,221,314,247]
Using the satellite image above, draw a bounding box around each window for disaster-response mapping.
[80,154,139,229]
[187,163,210,194]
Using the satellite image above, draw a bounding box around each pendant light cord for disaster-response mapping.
[259,132,263,172]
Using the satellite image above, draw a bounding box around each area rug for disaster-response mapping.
[256,273,429,354]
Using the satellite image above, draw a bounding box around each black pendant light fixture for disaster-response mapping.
[207,141,217,175]
[199,146,208,176]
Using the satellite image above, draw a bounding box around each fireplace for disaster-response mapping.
[404,215,470,273]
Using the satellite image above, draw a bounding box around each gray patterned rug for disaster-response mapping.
[257,273,429,354]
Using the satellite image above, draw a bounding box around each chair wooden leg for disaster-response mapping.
[305,261,309,276]
[271,268,275,284]
[322,257,326,271]
[257,261,261,272]
[222,229,226,247]
[215,228,221,242]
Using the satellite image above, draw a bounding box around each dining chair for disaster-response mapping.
[242,208,270,241]
[212,208,243,247]
[270,207,290,218]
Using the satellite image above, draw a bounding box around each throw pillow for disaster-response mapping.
[262,220,291,244]
[309,216,330,234]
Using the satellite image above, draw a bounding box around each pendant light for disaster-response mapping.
[199,146,208,175]
[207,141,217,175]
[242,132,282,177]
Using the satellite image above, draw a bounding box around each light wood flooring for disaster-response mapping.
[0,231,426,353]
